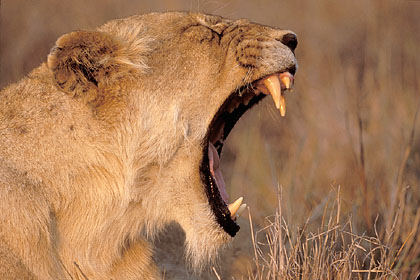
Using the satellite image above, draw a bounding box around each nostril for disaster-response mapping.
[281,33,298,52]
[287,65,296,76]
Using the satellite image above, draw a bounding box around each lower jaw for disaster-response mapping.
[199,145,240,237]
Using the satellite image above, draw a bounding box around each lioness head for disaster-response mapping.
[47,12,297,270]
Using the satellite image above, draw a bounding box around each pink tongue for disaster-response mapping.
[208,143,229,203]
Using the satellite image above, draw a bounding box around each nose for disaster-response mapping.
[280,33,298,52]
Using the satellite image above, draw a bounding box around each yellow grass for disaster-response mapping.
[244,187,419,279]
[1,0,419,279]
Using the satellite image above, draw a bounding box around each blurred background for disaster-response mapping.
[1,0,419,279]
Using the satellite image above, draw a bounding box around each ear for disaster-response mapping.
[47,30,129,97]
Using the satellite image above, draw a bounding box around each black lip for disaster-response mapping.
[199,85,267,237]
[200,148,239,236]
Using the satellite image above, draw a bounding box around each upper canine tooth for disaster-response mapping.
[281,76,291,89]
[228,197,243,217]
[263,75,281,110]
[280,95,286,117]
[262,75,287,117]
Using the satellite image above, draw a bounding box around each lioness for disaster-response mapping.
[0,12,297,279]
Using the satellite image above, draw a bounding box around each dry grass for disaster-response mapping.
[244,186,419,280]
[1,0,419,279]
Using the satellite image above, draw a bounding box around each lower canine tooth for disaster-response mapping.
[228,197,243,217]
[235,203,247,219]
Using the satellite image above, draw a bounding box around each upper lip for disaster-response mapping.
[200,69,296,237]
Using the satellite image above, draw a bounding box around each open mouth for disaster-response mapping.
[199,70,295,237]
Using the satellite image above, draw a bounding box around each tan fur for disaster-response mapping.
[0,12,296,279]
